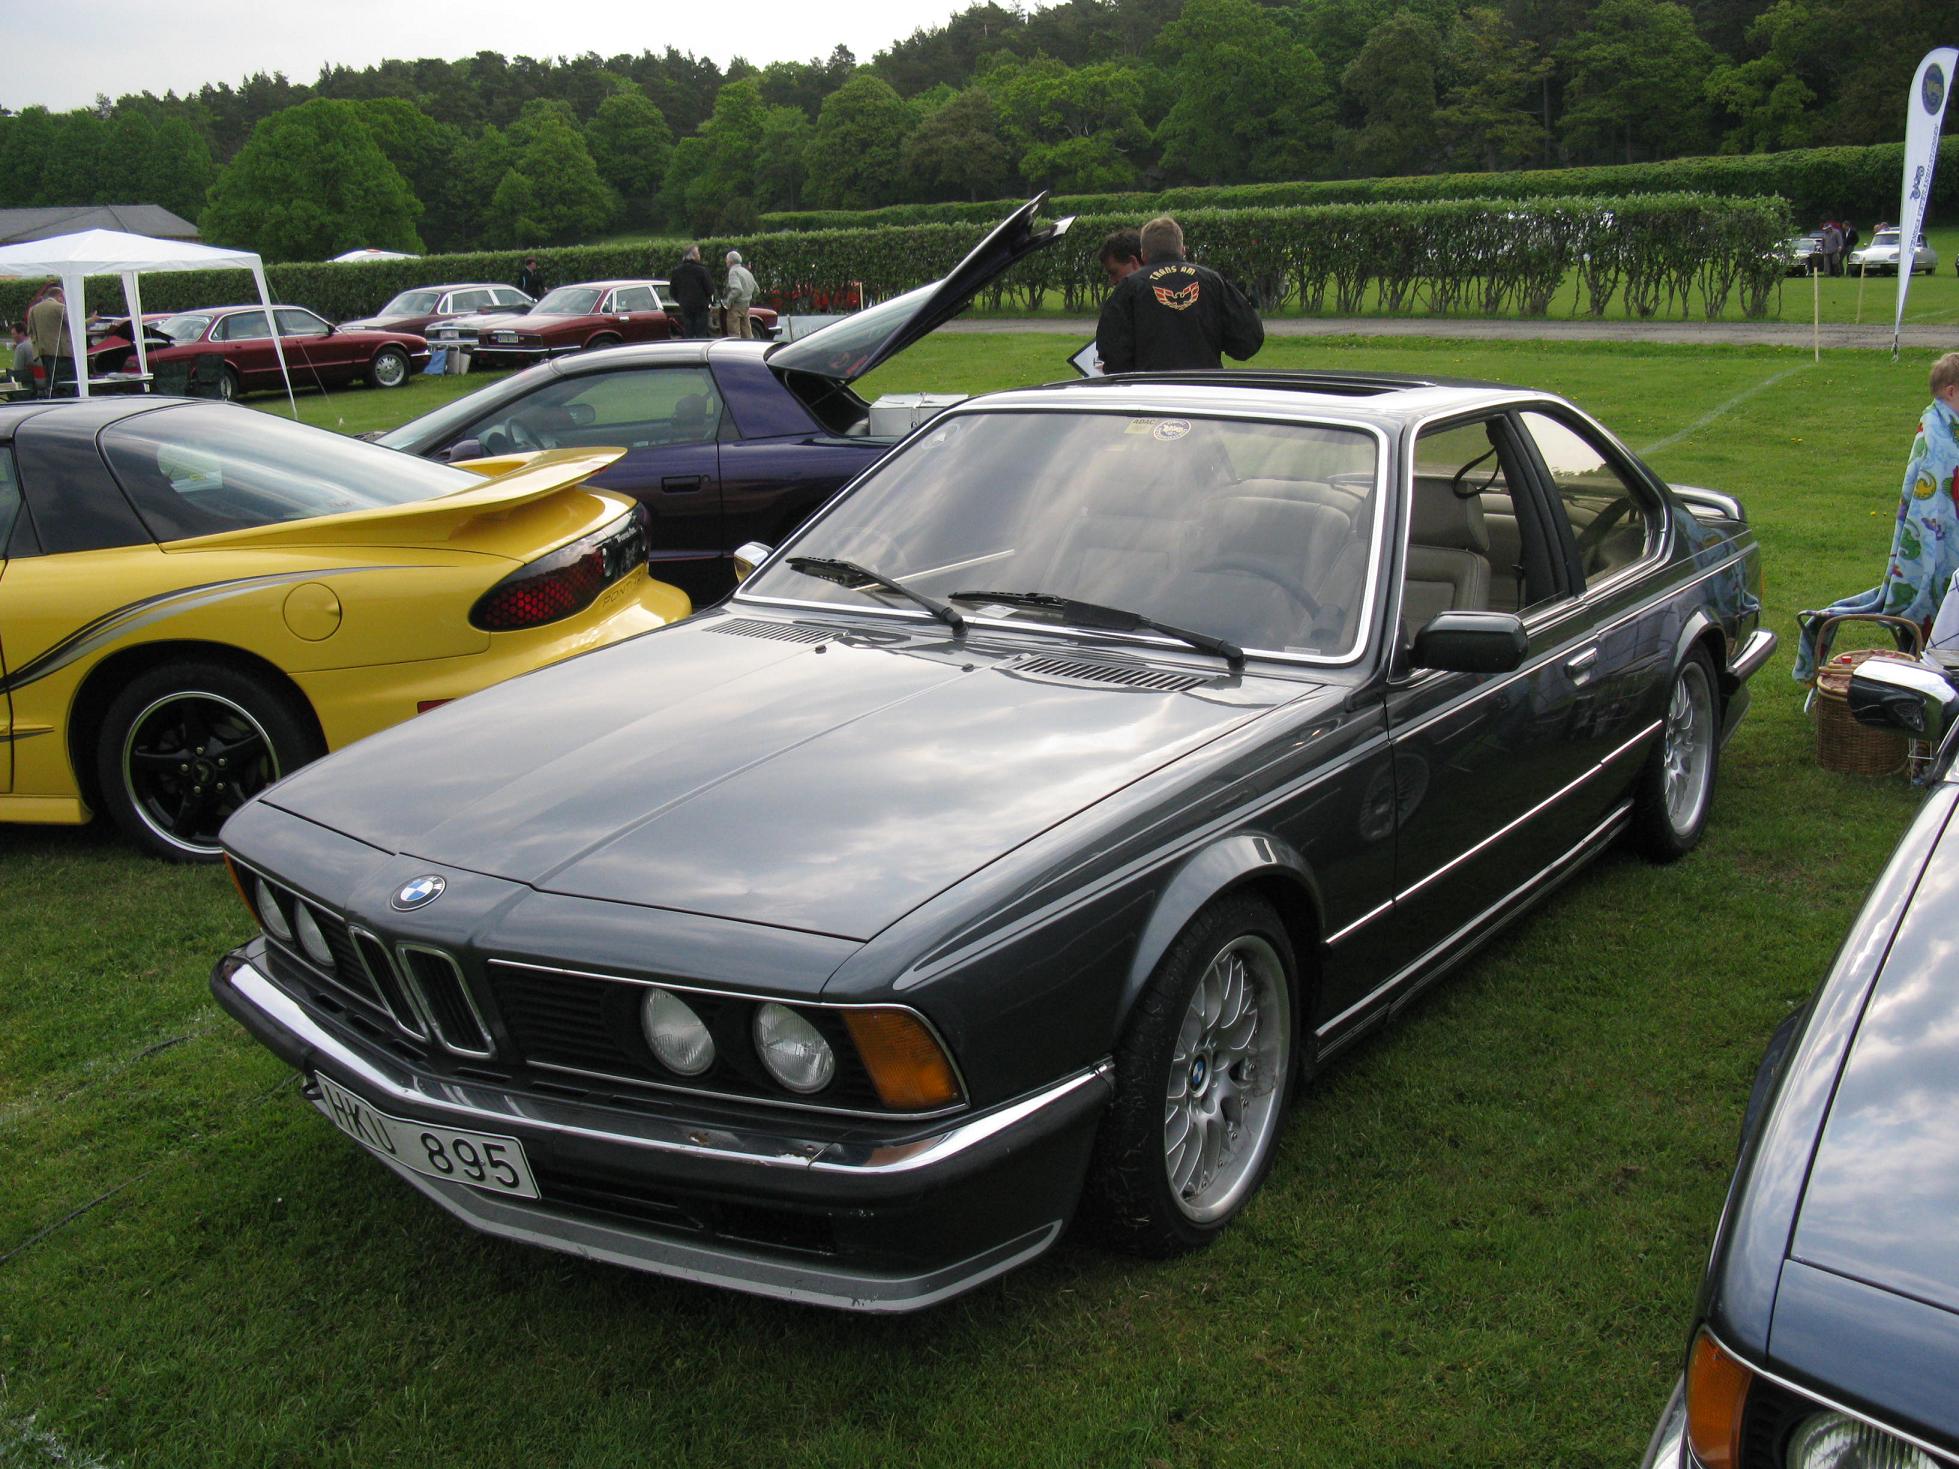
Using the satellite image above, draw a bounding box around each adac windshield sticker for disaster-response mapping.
[1153,419,1191,442]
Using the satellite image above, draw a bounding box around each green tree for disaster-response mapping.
[1153,0,1339,183]
[1342,11,1444,176]
[1434,8,1548,171]
[199,98,422,261]
[1558,0,1721,163]
[902,86,1017,200]
[585,85,674,219]
[501,98,618,242]
[144,116,218,221]
[755,105,813,213]
[663,78,770,228]
[359,98,473,251]
[805,72,915,209]
[989,56,1152,191]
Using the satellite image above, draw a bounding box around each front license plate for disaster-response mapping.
[314,1073,539,1199]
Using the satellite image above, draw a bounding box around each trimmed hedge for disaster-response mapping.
[757,140,1954,236]
[0,194,1793,327]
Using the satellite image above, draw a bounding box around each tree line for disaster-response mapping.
[0,0,1942,263]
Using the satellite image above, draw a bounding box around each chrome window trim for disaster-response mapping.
[1703,1328,1959,1469]
[488,959,971,1117]
[345,922,430,1041]
[732,405,1394,668]
[396,942,496,1059]
[1319,801,1631,1035]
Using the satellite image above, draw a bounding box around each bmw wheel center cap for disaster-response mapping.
[392,874,446,910]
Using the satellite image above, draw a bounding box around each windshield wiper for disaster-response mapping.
[786,556,965,632]
[949,589,1243,668]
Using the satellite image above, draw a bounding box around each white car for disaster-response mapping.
[1847,229,1938,276]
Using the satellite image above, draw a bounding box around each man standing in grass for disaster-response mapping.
[1095,216,1263,374]
[723,250,758,339]
[671,245,713,339]
[27,285,73,397]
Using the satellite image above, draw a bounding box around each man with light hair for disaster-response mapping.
[1096,214,1263,374]
[27,284,74,397]
[723,250,759,340]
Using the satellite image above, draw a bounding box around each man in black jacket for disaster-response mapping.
[516,257,546,299]
[669,245,714,338]
[1095,215,1263,374]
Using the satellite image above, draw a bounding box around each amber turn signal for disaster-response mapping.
[1685,1328,1755,1469]
[843,1009,962,1111]
[222,853,257,925]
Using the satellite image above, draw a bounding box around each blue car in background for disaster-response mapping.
[1640,658,1959,1468]
[374,196,1072,605]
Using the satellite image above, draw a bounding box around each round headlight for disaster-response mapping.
[641,988,715,1076]
[753,1003,835,1094]
[255,878,292,941]
[1787,1413,1938,1469]
[292,904,334,967]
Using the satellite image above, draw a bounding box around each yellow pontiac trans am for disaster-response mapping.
[0,398,691,859]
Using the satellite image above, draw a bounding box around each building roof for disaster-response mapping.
[0,206,199,245]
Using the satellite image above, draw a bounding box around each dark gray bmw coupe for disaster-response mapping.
[212,370,1774,1311]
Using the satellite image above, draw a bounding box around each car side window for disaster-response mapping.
[0,445,21,555]
[276,310,330,338]
[493,288,530,308]
[612,286,656,312]
[1407,417,1564,626]
[1517,410,1660,583]
[456,366,724,455]
[217,312,270,341]
[452,290,490,312]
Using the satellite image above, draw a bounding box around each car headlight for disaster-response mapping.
[1786,1413,1939,1469]
[641,988,715,1076]
[753,1003,835,1093]
[292,903,334,968]
[254,878,292,941]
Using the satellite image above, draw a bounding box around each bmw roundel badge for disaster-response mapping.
[392,874,446,910]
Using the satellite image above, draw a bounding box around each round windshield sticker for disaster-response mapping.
[1153,419,1191,441]
[1926,63,1946,114]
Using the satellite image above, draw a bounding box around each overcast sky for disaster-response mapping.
[0,1,972,113]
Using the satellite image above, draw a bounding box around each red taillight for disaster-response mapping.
[468,511,646,632]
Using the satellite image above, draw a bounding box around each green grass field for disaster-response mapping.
[0,332,1937,1467]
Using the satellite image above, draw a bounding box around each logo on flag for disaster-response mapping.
[1926,64,1946,114]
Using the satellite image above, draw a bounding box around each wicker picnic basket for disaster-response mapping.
[1808,612,1924,775]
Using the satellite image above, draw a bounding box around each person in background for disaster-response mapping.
[1095,215,1264,374]
[516,256,546,299]
[723,250,758,339]
[1796,351,1959,680]
[6,321,36,391]
[670,245,714,339]
[27,284,74,397]
[1097,227,1144,290]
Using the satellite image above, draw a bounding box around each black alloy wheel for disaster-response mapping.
[95,660,322,861]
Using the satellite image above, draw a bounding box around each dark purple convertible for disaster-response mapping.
[375,197,1071,605]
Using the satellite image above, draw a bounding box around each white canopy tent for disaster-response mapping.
[0,228,297,416]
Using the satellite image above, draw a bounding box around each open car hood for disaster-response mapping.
[767,193,1073,384]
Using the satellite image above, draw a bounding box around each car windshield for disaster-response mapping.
[742,409,1384,660]
[378,290,442,316]
[533,287,603,315]
[156,315,211,344]
[1875,231,1901,246]
[101,403,479,542]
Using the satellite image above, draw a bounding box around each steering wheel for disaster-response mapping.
[1574,498,1637,570]
[1188,554,1324,620]
[504,417,544,452]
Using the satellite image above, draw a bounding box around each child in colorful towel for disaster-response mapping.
[1794,352,1959,681]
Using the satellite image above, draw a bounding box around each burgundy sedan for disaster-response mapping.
[339,283,535,336]
[426,280,778,368]
[146,306,430,400]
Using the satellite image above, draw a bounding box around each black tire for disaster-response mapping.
[1085,894,1297,1257]
[754,321,777,342]
[1630,646,1721,862]
[94,660,322,862]
[367,345,410,389]
[586,333,622,352]
[213,364,241,402]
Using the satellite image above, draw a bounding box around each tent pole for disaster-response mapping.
[122,271,149,381]
[251,263,299,420]
[64,273,89,399]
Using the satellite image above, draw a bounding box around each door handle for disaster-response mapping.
[1563,646,1600,681]
[661,475,706,493]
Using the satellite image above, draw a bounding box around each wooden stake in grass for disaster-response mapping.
[1814,267,1822,362]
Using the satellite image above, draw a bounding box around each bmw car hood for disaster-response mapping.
[768,193,1072,384]
[259,613,1300,940]
[1789,828,1959,1317]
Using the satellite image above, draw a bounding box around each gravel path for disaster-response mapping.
[948,316,1959,349]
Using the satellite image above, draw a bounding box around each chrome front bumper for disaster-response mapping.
[213,950,1113,1311]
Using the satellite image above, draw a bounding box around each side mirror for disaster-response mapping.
[1849,659,1959,742]
[1410,611,1527,674]
[732,541,773,584]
